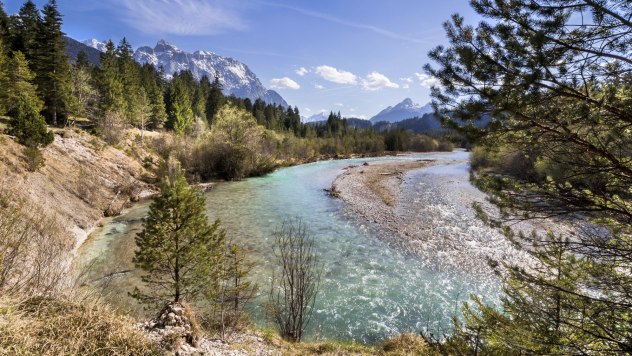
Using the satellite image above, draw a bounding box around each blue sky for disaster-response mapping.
[6,0,480,119]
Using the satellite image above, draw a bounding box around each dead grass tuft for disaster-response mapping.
[0,296,159,355]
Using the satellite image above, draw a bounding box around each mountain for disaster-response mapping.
[369,98,434,123]
[81,39,287,107]
[345,118,372,129]
[373,113,443,133]
[63,36,102,65]
[302,112,329,123]
[81,38,108,52]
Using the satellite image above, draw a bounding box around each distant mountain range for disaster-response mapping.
[369,98,434,123]
[64,37,288,107]
[304,98,444,134]
[302,112,329,123]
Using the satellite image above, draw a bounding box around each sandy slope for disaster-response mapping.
[0,128,157,257]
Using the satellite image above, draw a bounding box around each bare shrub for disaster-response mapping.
[96,111,126,145]
[267,218,321,342]
[0,188,71,297]
[23,146,45,172]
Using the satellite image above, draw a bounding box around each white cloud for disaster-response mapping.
[314,84,325,90]
[335,103,344,107]
[402,84,410,89]
[110,0,248,35]
[400,77,413,83]
[362,72,399,91]
[315,65,358,85]
[295,67,309,76]
[270,77,300,90]
[415,72,440,88]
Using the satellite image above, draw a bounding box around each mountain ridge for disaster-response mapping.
[80,38,288,107]
[369,98,434,123]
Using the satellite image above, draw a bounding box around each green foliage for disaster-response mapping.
[8,92,53,148]
[33,0,73,125]
[6,50,42,113]
[0,38,8,115]
[131,167,225,305]
[166,77,194,135]
[428,0,632,353]
[96,41,125,117]
[193,103,278,180]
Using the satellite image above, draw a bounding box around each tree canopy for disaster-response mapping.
[426,1,632,353]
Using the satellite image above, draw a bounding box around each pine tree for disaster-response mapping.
[131,168,225,305]
[167,79,194,135]
[34,0,73,125]
[427,0,632,353]
[10,0,40,60]
[0,38,9,115]
[96,40,125,116]
[8,91,53,148]
[0,1,9,44]
[117,37,142,126]
[6,50,43,114]
[205,72,224,125]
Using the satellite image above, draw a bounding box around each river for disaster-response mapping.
[76,151,518,344]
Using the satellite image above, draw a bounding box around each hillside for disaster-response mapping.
[0,127,156,258]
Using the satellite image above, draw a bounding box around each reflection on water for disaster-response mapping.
[77,151,502,344]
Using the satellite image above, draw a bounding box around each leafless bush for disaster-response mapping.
[267,218,321,342]
[0,188,72,297]
[95,111,126,145]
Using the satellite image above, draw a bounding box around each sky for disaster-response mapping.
[5,0,481,119]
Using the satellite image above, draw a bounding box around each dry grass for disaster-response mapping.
[0,296,159,355]
[381,333,437,355]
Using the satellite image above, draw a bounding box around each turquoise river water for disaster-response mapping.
[77,151,505,344]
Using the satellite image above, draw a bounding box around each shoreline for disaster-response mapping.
[331,154,533,277]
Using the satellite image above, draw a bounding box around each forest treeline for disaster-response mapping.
[0,0,453,179]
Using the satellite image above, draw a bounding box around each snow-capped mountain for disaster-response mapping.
[302,112,330,123]
[83,39,288,107]
[369,98,434,123]
[81,39,108,53]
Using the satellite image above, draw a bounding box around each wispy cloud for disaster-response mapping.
[315,65,358,85]
[314,84,325,90]
[261,2,425,44]
[109,0,248,36]
[295,67,309,76]
[270,77,300,90]
[362,72,399,91]
[415,72,440,88]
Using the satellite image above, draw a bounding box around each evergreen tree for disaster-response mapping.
[131,168,225,304]
[8,92,53,148]
[427,0,632,353]
[0,38,8,115]
[10,0,40,60]
[117,37,141,125]
[205,72,224,125]
[6,50,43,114]
[96,40,125,116]
[34,0,73,125]
[0,1,9,44]
[167,79,194,135]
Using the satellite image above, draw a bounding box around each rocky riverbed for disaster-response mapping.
[332,155,533,281]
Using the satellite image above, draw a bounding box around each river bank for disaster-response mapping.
[332,153,532,280]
